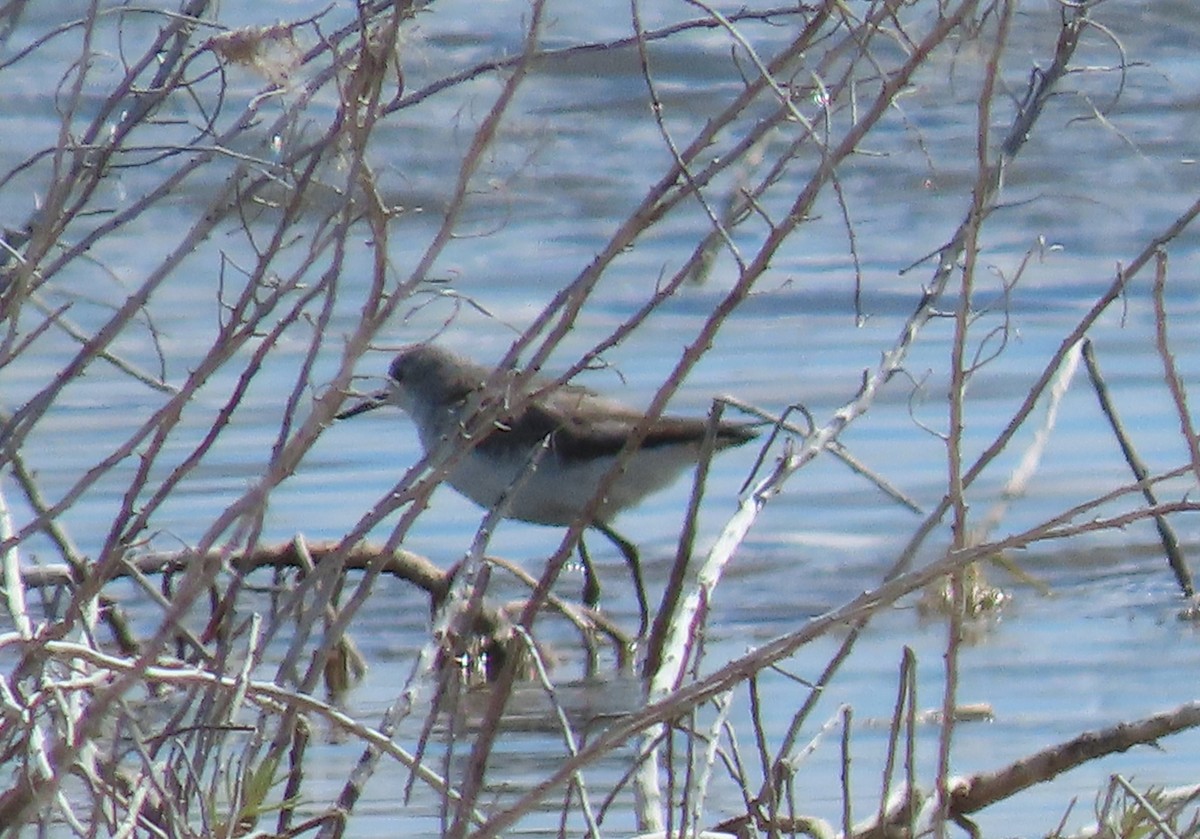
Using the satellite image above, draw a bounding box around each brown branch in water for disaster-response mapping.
[21,542,452,604]
[21,541,631,676]
[713,701,1200,839]
[946,701,1200,818]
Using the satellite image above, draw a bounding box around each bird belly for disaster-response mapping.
[443,444,704,527]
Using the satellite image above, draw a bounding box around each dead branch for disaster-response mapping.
[947,701,1200,818]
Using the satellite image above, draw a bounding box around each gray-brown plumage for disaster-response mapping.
[337,344,757,635]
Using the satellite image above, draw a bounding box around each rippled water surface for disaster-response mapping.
[4,2,1200,836]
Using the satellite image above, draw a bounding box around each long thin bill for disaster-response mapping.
[335,391,389,420]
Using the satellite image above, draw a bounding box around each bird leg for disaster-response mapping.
[576,537,602,612]
[594,522,649,638]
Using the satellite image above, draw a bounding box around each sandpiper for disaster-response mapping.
[336,344,757,635]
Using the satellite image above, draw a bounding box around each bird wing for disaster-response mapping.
[472,384,633,462]
[475,382,757,463]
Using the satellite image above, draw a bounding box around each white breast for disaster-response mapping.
[436,439,706,527]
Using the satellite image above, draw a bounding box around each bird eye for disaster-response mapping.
[388,359,407,384]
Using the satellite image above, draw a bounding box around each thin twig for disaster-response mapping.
[1082,338,1193,597]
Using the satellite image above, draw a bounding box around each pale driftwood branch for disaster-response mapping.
[633,0,989,830]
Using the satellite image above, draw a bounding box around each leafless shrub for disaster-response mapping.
[1,1,1198,837]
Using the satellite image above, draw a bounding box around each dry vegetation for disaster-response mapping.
[2,1,1200,837]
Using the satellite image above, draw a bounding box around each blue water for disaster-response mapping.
[3,1,1200,836]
